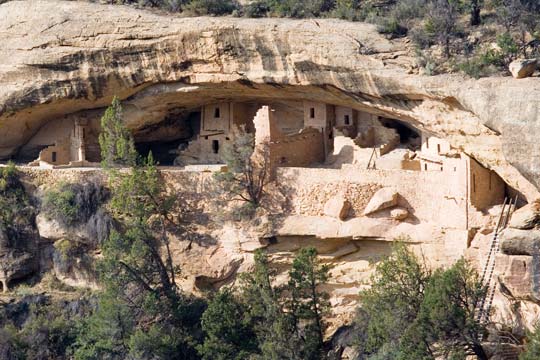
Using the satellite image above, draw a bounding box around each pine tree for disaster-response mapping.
[214,129,270,219]
[419,259,488,360]
[198,289,259,360]
[98,97,137,167]
[521,322,540,360]
[240,249,302,359]
[287,247,331,360]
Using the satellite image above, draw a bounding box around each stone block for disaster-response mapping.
[500,228,540,256]
[509,201,540,230]
[390,207,408,220]
[509,58,537,79]
[363,187,398,215]
[324,196,351,220]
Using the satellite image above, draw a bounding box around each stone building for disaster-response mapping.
[28,119,95,168]
[176,100,338,167]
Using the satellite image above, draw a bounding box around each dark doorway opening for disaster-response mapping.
[379,118,420,144]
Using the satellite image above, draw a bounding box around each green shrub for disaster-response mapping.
[243,1,270,18]
[458,58,485,78]
[43,184,80,226]
[496,32,519,65]
[377,17,408,37]
[0,162,32,238]
[42,182,108,227]
[183,0,238,15]
[328,0,362,21]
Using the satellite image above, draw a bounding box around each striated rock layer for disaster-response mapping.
[0,0,539,200]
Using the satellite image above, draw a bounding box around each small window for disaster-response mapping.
[225,137,230,141]
[310,108,315,119]
[344,115,350,125]
[212,140,219,154]
[426,137,429,149]
[214,107,220,118]
[328,131,333,139]
[424,163,427,171]
[82,128,86,139]
[440,166,443,171]
[52,152,57,163]
[204,136,208,140]
[437,144,441,153]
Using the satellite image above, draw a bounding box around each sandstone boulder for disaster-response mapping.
[497,254,532,300]
[390,207,409,220]
[509,201,540,230]
[363,188,399,215]
[36,213,68,240]
[324,196,351,220]
[500,228,540,256]
[509,59,538,79]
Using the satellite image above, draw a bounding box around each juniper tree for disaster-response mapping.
[287,247,331,360]
[418,259,488,360]
[355,242,488,359]
[214,129,270,218]
[240,249,303,359]
[198,289,259,360]
[521,322,540,360]
[76,115,204,359]
[98,97,137,167]
[357,242,432,357]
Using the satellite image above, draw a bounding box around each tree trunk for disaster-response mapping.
[470,0,481,26]
[472,342,488,360]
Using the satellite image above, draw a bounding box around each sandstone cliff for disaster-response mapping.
[3,2,540,352]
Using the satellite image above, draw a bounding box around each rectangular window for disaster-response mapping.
[52,151,57,163]
[212,140,219,154]
[344,115,350,125]
[310,108,315,119]
[426,137,429,149]
[214,107,220,118]
[437,144,441,153]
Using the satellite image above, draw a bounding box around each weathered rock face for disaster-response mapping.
[509,201,540,230]
[0,224,40,293]
[0,1,540,200]
[509,59,538,79]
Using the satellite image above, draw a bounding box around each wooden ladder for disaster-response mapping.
[366,147,378,169]
[476,196,518,327]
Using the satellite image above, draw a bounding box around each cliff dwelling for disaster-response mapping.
[19,99,509,255]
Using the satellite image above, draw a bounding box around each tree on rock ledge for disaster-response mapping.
[98,96,137,168]
[214,129,271,219]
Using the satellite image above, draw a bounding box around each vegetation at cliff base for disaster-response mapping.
[354,242,488,359]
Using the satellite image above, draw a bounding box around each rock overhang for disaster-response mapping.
[1,0,540,200]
